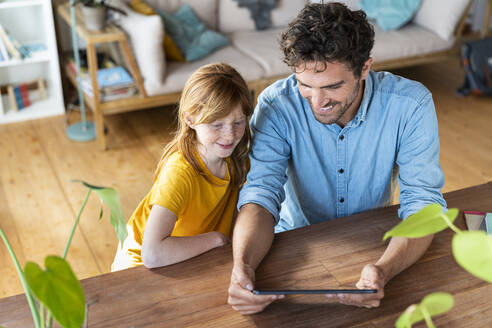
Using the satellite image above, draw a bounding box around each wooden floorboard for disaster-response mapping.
[0,59,491,298]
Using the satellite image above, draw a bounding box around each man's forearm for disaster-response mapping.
[376,235,434,285]
[232,203,276,270]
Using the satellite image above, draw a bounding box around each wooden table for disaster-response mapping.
[1,183,492,327]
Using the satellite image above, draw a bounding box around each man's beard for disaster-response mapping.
[310,80,361,125]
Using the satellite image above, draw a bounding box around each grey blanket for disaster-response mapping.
[233,0,277,30]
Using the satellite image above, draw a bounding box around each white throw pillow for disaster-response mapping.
[413,0,470,40]
[107,0,166,91]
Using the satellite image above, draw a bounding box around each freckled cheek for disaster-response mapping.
[197,128,220,145]
[235,126,246,141]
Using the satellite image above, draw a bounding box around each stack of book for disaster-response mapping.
[67,59,137,102]
[6,83,35,112]
[13,84,31,109]
[0,23,48,62]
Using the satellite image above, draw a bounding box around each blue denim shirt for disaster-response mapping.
[238,70,446,232]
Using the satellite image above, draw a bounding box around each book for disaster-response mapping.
[0,24,20,60]
[19,84,30,108]
[464,211,492,234]
[464,211,485,231]
[485,213,492,235]
[80,66,136,101]
[83,84,137,102]
[7,31,27,58]
[19,43,48,59]
[96,66,134,88]
[13,86,24,110]
[0,34,8,61]
[7,85,18,112]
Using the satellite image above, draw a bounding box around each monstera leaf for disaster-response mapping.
[24,256,85,328]
[74,180,127,244]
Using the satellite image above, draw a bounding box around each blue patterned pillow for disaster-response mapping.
[360,0,422,31]
[157,4,229,62]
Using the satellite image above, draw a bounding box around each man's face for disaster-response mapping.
[295,60,371,126]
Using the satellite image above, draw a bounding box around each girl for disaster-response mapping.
[112,63,253,270]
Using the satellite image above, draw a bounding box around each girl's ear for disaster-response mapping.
[184,115,194,129]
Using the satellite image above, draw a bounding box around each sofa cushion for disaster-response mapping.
[230,28,291,76]
[413,0,470,40]
[360,0,422,31]
[371,23,454,62]
[145,46,265,95]
[130,0,185,62]
[157,4,229,62]
[108,0,166,94]
[143,0,218,30]
[218,0,307,34]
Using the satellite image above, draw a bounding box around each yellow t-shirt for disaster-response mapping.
[112,152,238,271]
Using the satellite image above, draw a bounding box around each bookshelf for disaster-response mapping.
[0,0,64,123]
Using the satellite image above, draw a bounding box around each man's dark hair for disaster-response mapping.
[280,2,375,77]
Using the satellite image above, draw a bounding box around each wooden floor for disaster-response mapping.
[0,59,491,299]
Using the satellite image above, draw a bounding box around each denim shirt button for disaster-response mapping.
[339,135,344,140]
[338,169,344,174]
[340,198,345,203]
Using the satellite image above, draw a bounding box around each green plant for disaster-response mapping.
[383,203,492,327]
[72,0,107,8]
[0,181,127,328]
[71,0,127,15]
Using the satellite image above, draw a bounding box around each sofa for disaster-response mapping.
[90,0,475,148]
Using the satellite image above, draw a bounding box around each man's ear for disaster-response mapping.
[360,58,373,80]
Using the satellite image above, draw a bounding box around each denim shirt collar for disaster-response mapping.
[348,70,373,127]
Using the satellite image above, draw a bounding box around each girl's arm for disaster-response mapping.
[141,205,229,268]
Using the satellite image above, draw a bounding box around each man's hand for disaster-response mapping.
[327,264,385,308]
[228,262,284,315]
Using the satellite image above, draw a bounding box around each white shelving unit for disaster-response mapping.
[0,0,64,124]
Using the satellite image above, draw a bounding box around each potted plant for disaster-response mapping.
[384,204,492,327]
[0,180,127,328]
[72,0,121,31]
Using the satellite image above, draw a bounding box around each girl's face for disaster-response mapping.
[191,104,247,164]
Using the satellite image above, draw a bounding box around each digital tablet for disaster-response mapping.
[252,289,378,295]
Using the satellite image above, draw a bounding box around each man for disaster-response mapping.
[228,2,446,314]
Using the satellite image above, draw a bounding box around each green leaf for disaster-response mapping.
[383,204,458,241]
[24,256,85,328]
[395,305,415,328]
[395,292,454,328]
[73,180,106,190]
[452,231,492,282]
[421,292,454,317]
[73,180,127,244]
[92,187,127,243]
